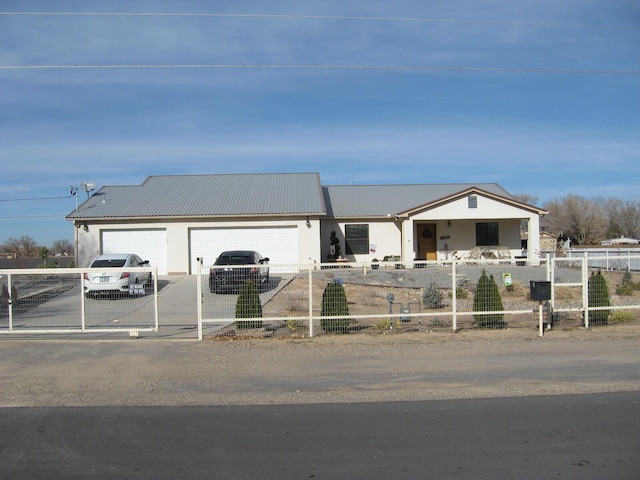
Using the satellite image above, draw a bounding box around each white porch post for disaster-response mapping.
[401,218,414,263]
[527,215,542,266]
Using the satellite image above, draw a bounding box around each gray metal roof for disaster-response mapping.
[67,173,326,220]
[67,174,525,221]
[323,183,514,217]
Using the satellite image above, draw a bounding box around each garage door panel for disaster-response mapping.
[102,230,167,275]
[190,227,297,274]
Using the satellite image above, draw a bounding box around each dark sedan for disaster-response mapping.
[209,250,270,293]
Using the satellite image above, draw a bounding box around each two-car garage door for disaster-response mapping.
[189,227,298,274]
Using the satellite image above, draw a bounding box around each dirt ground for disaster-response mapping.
[1,321,638,408]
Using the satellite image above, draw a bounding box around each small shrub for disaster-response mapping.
[373,318,392,330]
[422,282,445,309]
[587,270,610,326]
[620,269,640,292]
[609,310,634,324]
[320,281,350,333]
[615,283,635,296]
[473,270,506,328]
[431,317,447,328]
[285,319,303,331]
[235,280,263,329]
[448,287,468,299]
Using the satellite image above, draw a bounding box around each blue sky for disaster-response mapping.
[1,0,639,247]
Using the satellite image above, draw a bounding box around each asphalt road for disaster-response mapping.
[1,392,638,479]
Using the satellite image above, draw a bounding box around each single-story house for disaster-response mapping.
[520,230,558,254]
[601,236,640,246]
[66,173,547,274]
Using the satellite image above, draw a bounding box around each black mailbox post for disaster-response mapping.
[530,280,551,301]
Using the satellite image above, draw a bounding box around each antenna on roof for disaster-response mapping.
[80,182,96,199]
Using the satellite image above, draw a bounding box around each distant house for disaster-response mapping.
[601,236,640,246]
[66,173,548,274]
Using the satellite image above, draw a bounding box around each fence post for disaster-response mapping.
[7,273,13,331]
[80,271,86,331]
[582,255,589,329]
[153,268,159,332]
[451,259,457,331]
[197,262,203,341]
[308,266,314,337]
[549,255,556,312]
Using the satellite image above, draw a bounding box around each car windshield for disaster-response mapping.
[91,259,127,268]
[216,255,253,265]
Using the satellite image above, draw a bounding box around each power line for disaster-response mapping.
[1,64,638,75]
[0,11,634,30]
[0,195,73,202]
[0,214,69,219]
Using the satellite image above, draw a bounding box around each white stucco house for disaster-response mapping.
[66,173,547,274]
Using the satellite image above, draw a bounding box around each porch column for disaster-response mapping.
[528,215,541,266]
[401,218,414,263]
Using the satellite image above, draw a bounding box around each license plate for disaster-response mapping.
[100,276,110,283]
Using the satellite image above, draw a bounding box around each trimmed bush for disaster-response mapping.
[235,280,263,329]
[587,270,610,326]
[422,282,445,309]
[473,270,506,328]
[320,281,350,333]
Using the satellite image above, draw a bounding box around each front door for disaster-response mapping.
[417,223,437,261]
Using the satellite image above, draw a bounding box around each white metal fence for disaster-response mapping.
[566,249,640,272]
[2,256,638,340]
[0,267,158,337]
[197,255,640,340]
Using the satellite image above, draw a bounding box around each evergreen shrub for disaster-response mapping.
[320,281,350,333]
[422,282,445,309]
[235,280,263,329]
[587,270,610,326]
[473,270,506,328]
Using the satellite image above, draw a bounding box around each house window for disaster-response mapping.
[468,196,478,208]
[345,224,369,255]
[476,222,499,246]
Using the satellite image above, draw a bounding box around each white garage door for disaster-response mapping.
[102,229,168,275]
[189,227,298,274]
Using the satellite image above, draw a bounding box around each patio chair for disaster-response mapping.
[465,247,482,263]
[497,246,512,262]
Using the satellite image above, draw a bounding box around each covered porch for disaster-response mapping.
[401,216,542,266]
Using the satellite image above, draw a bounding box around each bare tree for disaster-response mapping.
[543,195,608,245]
[604,198,640,240]
[2,235,40,257]
[51,239,74,256]
[512,193,539,206]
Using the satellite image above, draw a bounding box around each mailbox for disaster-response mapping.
[530,280,551,301]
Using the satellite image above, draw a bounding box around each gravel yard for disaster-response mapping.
[1,322,638,408]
